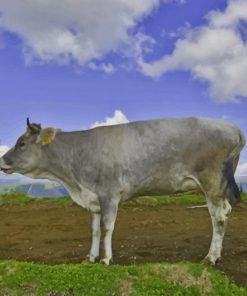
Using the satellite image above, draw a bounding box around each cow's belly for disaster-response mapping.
[130,174,200,197]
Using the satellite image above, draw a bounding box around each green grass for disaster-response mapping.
[0,192,205,207]
[0,191,246,207]
[0,260,246,296]
[123,194,205,207]
[0,192,71,206]
[0,193,246,295]
[241,193,247,200]
[38,196,72,205]
[0,192,33,206]
[126,193,247,207]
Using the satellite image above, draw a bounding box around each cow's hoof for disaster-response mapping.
[83,254,99,264]
[201,255,220,266]
[100,257,112,265]
[81,258,91,264]
[201,256,214,266]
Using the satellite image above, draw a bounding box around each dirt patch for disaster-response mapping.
[118,278,134,296]
[0,202,247,287]
[154,265,213,295]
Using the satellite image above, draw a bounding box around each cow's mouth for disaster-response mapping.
[0,165,14,174]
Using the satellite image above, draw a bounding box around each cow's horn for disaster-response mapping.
[27,117,31,128]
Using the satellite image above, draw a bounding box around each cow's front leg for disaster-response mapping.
[88,212,101,262]
[100,200,119,265]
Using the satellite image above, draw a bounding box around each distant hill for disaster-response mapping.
[239,183,247,193]
[0,182,68,197]
[0,179,22,184]
[0,178,246,197]
[236,175,247,193]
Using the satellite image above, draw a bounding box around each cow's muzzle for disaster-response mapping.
[0,158,14,174]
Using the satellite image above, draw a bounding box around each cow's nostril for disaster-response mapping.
[2,156,13,166]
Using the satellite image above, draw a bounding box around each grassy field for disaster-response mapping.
[0,181,58,190]
[0,192,71,206]
[1,192,247,295]
[0,260,246,296]
[0,191,246,207]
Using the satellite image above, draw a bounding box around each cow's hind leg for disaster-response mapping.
[200,151,241,265]
[203,196,231,265]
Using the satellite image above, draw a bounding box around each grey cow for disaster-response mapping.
[0,117,245,265]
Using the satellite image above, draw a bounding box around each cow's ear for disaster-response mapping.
[37,128,58,145]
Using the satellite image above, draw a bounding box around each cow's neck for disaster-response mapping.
[27,139,82,192]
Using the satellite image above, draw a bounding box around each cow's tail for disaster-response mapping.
[224,129,246,205]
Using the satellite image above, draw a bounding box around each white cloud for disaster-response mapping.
[161,22,191,39]
[88,62,115,74]
[90,110,129,128]
[0,0,160,66]
[139,0,247,103]
[236,162,247,177]
[0,145,9,157]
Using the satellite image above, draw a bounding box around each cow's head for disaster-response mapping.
[0,118,58,175]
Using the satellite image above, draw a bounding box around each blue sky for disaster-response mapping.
[0,0,246,177]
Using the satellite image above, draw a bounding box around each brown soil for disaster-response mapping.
[0,201,247,287]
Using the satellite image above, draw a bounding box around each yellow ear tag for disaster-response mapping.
[42,128,56,145]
